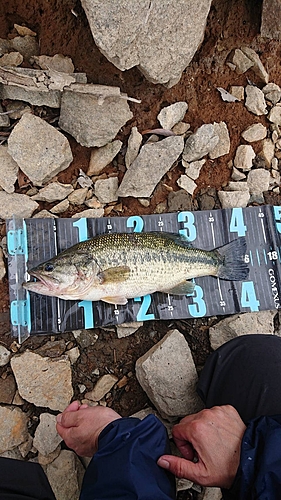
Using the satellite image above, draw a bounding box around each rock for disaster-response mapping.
[227,181,249,192]
[66,347,80,365]
[18,434,33,458]
[183,124,219,162]
[260,138,275,167]
[0,103,9,127]
[262,83,281,104]
[50,199,70,214]
[68,188,88,205]
[268,104,281,125]
[59,85,133,147]
[234,144,255,171]
[209,311,276,350]
[84,196,103,209]
[46,450,83,500]
[0,345,10,366]
[38,446,61,465]
[4,100,31,120]
[172,122,190,135]
[32,210,57,219]
[0,51,23,66]
[8,114,73,186]
[0,192,39,219]
[72,329,99,349]
[94,177,118,203]
[116,322,143,338]
[11,351,73,412]
[218,190,250,208]
[33,54,75,73]
[247,168,271,194]
[0,374,16,404]
[229,85,245,100]
[240,46,269,83]
[33,413,63,456]
[80,0,212,87]
[183,159,205,180]
[35,340,66,358]
[125,127,143,169]
[200,487,222,500]
[245,85,267,115]
[71,208,104,218]
[231,166,247,181]
[230,48,254,73]
[168,190,192,212]
[177,175,197,195]
[209,122,230,159]
[157,102,188,130]
[10,35,39,61]
[261,0,281,40]
[118,136,184,198]
[32,182,74,202]
[1,448,24,460]
[14,24,37,37]
[241,123,267,142]
[135,329,202,420]
[88,140,122,175]
[0,406,29,453]
[85,374,118,401]
[0,146,18,193]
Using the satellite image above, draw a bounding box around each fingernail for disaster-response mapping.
[158,458,170,470]
[56,413,62,424]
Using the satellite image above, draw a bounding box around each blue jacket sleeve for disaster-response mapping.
[79,414,176,500]
[223,415,281,500]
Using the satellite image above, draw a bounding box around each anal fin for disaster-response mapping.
[102,296,128,305]
[162,281,195,295]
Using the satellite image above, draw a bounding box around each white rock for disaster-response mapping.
[8,114,73,186]
[33,413,63,456]
[177,174,197,195]
[88,140,122,175]
[66,347,80,364]
[85,374,118,401]
[0,344,11,366]
[209,122,230,159]
[184,159,205,180]
[241,123,267,142]
[0,192,39,219]
[240,46,269,83]
[268,105,281,125]
[0,146,19,193]
[94,177,118,203]
[125,127,143,169]
[11,351,73,412]
[231,167,246,181]
[32,182,74,202]
[116,322,143,338]
[157,102,188,130]
[218,190,250,208]
[71,208,104,218]
[260,138,275,167]
[234,144,255,171]
[230,48,254,73]
[68,187,88,205]
[0,406,28,453]
[247,168,270,194]
[183,124,219,162]
[227,181,249,192]
[209,311,276,350]
[50,199,70,214]
[135,329,202,420]
[229,85,245,101]
[245,85,267,116]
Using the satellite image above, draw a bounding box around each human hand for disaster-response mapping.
[157,405,246,489]
[56,400,121,456]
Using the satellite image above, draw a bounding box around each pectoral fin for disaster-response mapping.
[163,281,195,295]
[98,266,130,284]
[102,296,128,305]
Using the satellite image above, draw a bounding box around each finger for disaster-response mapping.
[157,455,203,484]
[56,409,81,428]
[173,438,195,460]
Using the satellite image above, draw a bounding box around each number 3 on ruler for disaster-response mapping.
[187,285,207,317]
[178,212,196,241]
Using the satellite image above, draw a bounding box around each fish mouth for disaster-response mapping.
[24,271,59,291]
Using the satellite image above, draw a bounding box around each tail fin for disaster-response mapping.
[217,237,249,281]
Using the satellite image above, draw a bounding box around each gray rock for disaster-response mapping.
[245,85,267,115]
[11,351,73,412]
[135,329,203,420]
[168,190,192,212]
[0,406,29,453]
[4,100,31,120]
[210,311,276,350]
[241,123,267,142]
[261,0,281,40]
[0,344,11,366]
[218,190,250,208]
[118,136,184,198]
[183,124,219,162]
[230,48,254,74]
[240,47,269,84]
[0,103,9,127]
[68,188,88,205]
[32,182,74,202]
[33,413,63,456]
[80,0,212,87]
[268,105,281,125]
[125,127,143,169]
[157,102,188,129]
[94,177,119,203]
[66,347,80,365]
[227,181,249,192]
[50,199,70,214]
[88,140,122,175]
[46,450,84,500]
[72,329,99,349]
[183,159,205,180]
[234,144,255,171]
[177,174,197,195]
[71,208,104,218]
[38,446,61,466]
[247,168,271,194]
[0,146,19,193]
[8,114,73,186]
[59,85,133,147]
[10,35,39,61]
[32,210,57,219]
[209,122,230,159]
[200,487,222,500]
[0,191,39,219]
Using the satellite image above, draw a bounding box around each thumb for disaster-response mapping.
[157,455,200,482]
[56,410,80,428]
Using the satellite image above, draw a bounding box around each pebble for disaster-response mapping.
[157,102,188,130]
[46,450,83,500]
[0,191,39,219]
[68,187,88,205]
[32,182,74,202]
[247,168,271,194]
[229,85,244,101]
[88,140,122,176]
[245,85,267,116]
[4,100,31,120]
[241,123,267,142]
[230,48,254,73]
[268,104,281,125]
[14,24,37,37]
[33,210,57,219]
[0,51,23,66]
[0,374,16,404]
[33,413,63,456]
[50,199,70,214]
[0,145,19,193]
[66,347,80,365]
[209,121,230,159]
[227,181,249,192]
[260,138,275,167]
[94,177,118,203]
[168,190,192,212]
[0,406,29,454]
[33,54,75,73]
[183,123,219,162]
[0,103,9,127]
[10,35,39,61]
[240,46,269,83]
[218,190,250,208]
[234,144,255,171]
[177,174,197,195]
[116,322,143,338]
[85,374,118,401]
[0,345,10,366]
[125,127,143,169]
[172,122,190,135]
[231,166,246,181]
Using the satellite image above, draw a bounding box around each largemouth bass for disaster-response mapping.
[23,232,249,304]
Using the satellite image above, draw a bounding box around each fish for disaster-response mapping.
[22,232,249,305]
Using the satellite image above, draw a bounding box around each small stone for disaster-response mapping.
[231,166,246,181]
[260,138,275,168]
[33,413,63,456]
[227,181,249,192]
[234,145,255,171]
[268,105,281,125]
[35,340,66,358]
[84,196,103,209]
[116,321,143,338]
[230,48,254,73]
[0,51,23,67]
[209,122,230,159]
[245,85,267,115]
[157,102,188,130]
[46,450,83,500]
[172,122,190,135]
[38,445,61,466]
[272,157,279,170]
[68,187,88,205]
[0,406,29,453]
[33,54,74,73]
[229,86,245,101]
[66,347,80,364]
[85,374,118,401]
[168,190,192,212]
[138,198,150,207]
[177,175,197,195]
[71,208,104,218]
[14,24,37,37]
[10,35,39,62]
[0,146,19,193]
[33,210,57,219]
[183,124,219,162]
[154,201,167,214]
[94,177,118,203]
[88,140,122,175]
[4,100,31,120]
[0,345,10,366]
[72,329,99,349]
[247,168,271,194]
[240,46,269,83]
[0,374,16,404]
[32,182,74,203]
[50,199,70,214]
[0,192,38,219]
[125,127,142,169]
[218,190,250,208]
[241,123,267,142]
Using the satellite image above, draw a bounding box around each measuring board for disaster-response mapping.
[6,205,281,343]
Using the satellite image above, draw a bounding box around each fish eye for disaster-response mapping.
[44,263,54,272]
